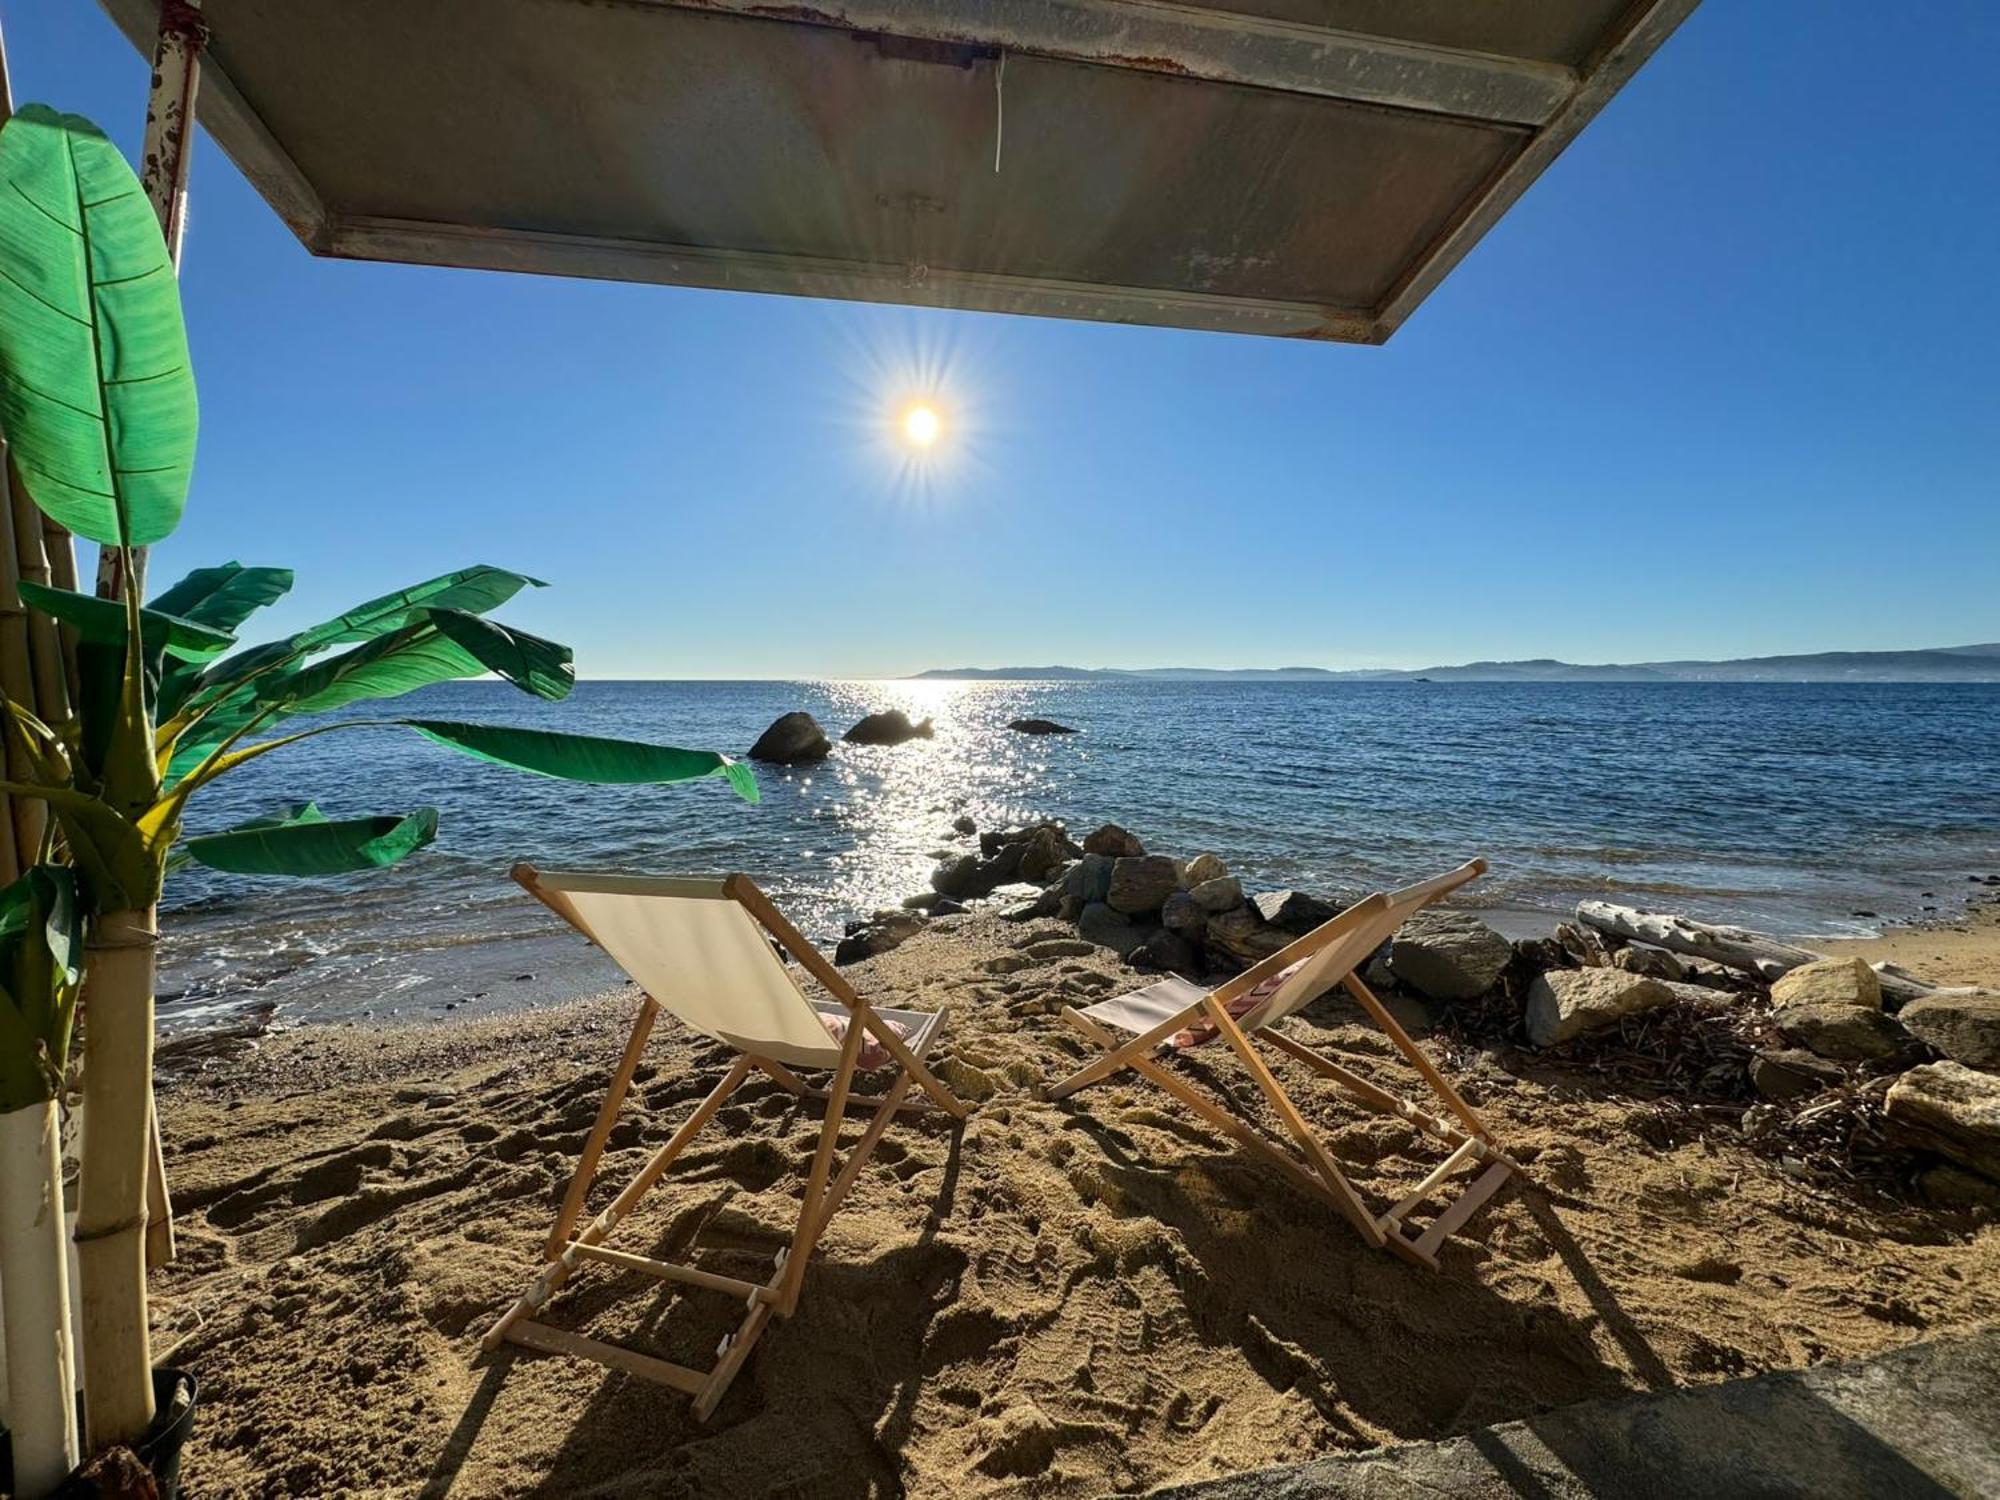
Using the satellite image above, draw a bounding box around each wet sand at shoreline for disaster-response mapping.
[1826,897,2000,989]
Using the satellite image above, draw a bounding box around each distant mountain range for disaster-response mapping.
[910,645,2000,684]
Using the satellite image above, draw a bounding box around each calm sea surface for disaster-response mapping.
[157,680,2000,1033]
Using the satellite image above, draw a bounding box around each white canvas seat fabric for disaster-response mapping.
[486,866,969,1420]
[1082,892,1396,1043]
[534,871,901,1068]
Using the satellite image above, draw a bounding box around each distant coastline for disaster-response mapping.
[909,644,2000,684]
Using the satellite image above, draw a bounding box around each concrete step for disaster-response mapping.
[1140,1324,2000,1500]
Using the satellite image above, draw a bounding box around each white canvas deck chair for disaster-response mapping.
[1046,859,1521,1269]
[482,865,968,1420]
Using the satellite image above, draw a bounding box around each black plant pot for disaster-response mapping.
[122,1367,199,1500]
[0,1367,200,1500]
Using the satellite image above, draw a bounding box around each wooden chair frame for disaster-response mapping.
[1047,864,1521,1270]
[481,870,968,1421]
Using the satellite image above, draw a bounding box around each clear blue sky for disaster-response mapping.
[10,2,1997,677]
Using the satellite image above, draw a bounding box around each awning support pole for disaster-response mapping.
[93,0,209,1273]
[94,0,207,604]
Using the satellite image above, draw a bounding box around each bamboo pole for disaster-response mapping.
[0,453,44,867]
[0,35,81,1495]
[41,513,78,692]
[73,908,159,1449]
[11,461,69,740]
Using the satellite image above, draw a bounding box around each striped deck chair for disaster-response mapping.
[482,866,967,1420]
[1045,860,1520,1269]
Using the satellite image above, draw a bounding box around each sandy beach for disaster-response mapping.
[1826,898,2000,988]
[148,896,2000,1498]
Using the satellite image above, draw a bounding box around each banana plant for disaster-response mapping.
[0,102,757,1467]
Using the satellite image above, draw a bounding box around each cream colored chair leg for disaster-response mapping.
[777,1023,864,1316]
[484,1056,750,1353]
[545,996,660,1260]
[806,1073,913,1245]
[1203,997,1386,1247]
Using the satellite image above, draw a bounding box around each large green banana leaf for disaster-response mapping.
[151,564,294,722]
[407,720,760,801]
[19,581,234,661]
[149,563,295,631]
[296,566,545,650]
[0,105,195,546]
[176,802,438,877]
[0,866,83,1110]
[167,611,574,785]
[255,610,572,718]
[177,565,547,716]
[429,610,573,701]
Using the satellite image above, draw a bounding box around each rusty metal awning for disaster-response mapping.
[95,0,1695,342]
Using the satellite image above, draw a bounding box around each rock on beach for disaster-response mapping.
[1770,956,1881,1011]
[1106,855,1180,916]
[748,711,831,764]
[1525,969,1673,1047]
[844,710,935,745]
[1083,823,1146,858]
[1885,1062,2000,1180]
[1189,875,1242,912]
[1390,910,1513,1001]
[1077,901,1148,958]
[1898,991,2000,1071]
[1768,957,1909,1061]
[1205,906,1291,967]
[1181,853,1228,887]
[1252,890,1337,935]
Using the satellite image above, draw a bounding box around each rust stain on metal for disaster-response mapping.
[158,0,210,48]
[659,0,1194,77]
[670,0,849,25]
[1103,54,1193,76]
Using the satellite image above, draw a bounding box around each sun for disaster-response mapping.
[901,404,942,448]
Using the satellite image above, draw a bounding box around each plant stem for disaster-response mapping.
[0,1097,79,1496]
[73,906,156,1450]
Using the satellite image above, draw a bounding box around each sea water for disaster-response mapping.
[157,679,2000,1033]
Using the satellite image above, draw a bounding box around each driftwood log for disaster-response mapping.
[1574,900,1937,1004]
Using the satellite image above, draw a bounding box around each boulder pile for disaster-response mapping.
[1498,902,2000,1210]
[919,820,1531,1006]
[854,811,2000,1214]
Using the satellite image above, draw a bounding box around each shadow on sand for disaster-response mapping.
[420,1015,1718,1500]
[423,1092,967,1499]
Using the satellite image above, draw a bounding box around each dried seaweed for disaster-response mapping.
[1433,961,1933,1207]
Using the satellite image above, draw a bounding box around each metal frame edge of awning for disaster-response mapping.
[91,0,1700,343]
